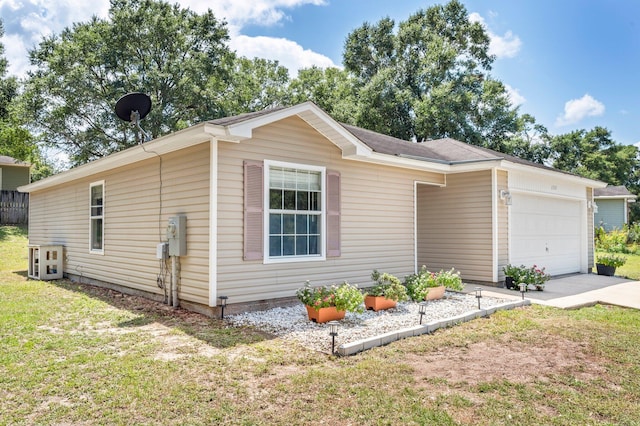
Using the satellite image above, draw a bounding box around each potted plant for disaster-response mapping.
[296,281,365,323]
[404,266,464,301]
[365,270,409,311]
[503,264,525,289]
[595,254,626,276]
[503,264,550,291]
[526,265,550,291]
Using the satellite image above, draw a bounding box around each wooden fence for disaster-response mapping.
[0,190,29,225]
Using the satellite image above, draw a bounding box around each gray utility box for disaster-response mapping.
[167,215,187,256]
[28,245,63,280]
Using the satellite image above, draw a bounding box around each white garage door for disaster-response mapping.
[510,194,582,276]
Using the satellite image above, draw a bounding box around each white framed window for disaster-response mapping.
[90,181,104,254]
[264,160,326,263]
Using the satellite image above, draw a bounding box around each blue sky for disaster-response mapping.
[1,0,639,146]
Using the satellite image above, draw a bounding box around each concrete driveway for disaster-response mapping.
[465,274,640,310]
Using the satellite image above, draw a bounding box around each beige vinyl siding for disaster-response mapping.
[217,115,445,303]
[416,170,494,282]
[28,143,210,305]
[1,165,30,190]
[496,169,508,282]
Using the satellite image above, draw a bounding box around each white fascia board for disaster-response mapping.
[19,124,212,193]
[446,160,504,173]
[500,160,607,189]
[349,152,452,173]
[296,106,372,157]
[595,195,637,200]
[346,152,503,175]
[202,123,245,142]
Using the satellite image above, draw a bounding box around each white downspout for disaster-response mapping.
[491,168,499,283]
[208,138,219,307]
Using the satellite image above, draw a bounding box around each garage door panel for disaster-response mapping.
[511,194,582,276]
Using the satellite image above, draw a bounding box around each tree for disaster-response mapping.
[549,127,639,188]
[220,57,290,115]
[0,20,38,163]
[503,114,551,164]
[288,66,357,124]
[342,0,519,147]
[22,0,233,165]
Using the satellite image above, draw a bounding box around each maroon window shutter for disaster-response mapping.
[244,160,264,260]
[326,170,341,257]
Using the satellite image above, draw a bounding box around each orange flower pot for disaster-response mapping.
[425,285,446,300]
[364,295,397,311]
[305,305,346,323]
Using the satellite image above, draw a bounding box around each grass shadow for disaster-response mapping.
[0,225,28,241]
[50,278,275,350]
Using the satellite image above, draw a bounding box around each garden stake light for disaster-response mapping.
[218,295,228,319]
[520,282,527,300]
[328,321,339,355]
[475,287,482,310]
[418,302,427,325]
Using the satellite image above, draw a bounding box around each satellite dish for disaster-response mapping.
[115,92,152,143]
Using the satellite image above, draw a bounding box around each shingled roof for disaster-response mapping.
[0,156,29,166]
[208,105,563,173]
[209,107,285,126]
[594,185,637,198]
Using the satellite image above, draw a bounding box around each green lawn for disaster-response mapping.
[2,225,640,425]
[612,252,640,280]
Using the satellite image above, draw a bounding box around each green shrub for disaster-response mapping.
[596,253,626,268]
[596,227,629,253]
[626,223,640,244]
[296,281,365,313]
[403,266,463,301]
[369,270,409,302]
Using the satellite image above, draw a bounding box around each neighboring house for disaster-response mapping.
[0,155,30,190]
[0,156,30,225]
[19,102,605,315]
[594,185,637,231]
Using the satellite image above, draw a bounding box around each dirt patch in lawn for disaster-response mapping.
[55,280,273,359]
[407,335,606,385]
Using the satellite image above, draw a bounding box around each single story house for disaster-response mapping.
[19,102,605,315]
[0,155,30,190]
[594,185,636,231]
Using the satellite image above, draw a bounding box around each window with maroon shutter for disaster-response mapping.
[267,164,322,258]
[326,170,341,257]
[244,160,341,262]
[244,160,264,260]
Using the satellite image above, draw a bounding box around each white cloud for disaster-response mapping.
[189,0,327,28]
[1,0,111,76]
[504,83,526,107]
[468,12,521,59]
[635,141,640,148]
[2,33,31,77]
[230,35,337,76]
[1,0,332,78]
[555,94,605,126]
[186,0,336,75]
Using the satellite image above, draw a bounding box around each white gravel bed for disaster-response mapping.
[228,292,511,353]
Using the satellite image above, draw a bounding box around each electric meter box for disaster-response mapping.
[167,215,187,256]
